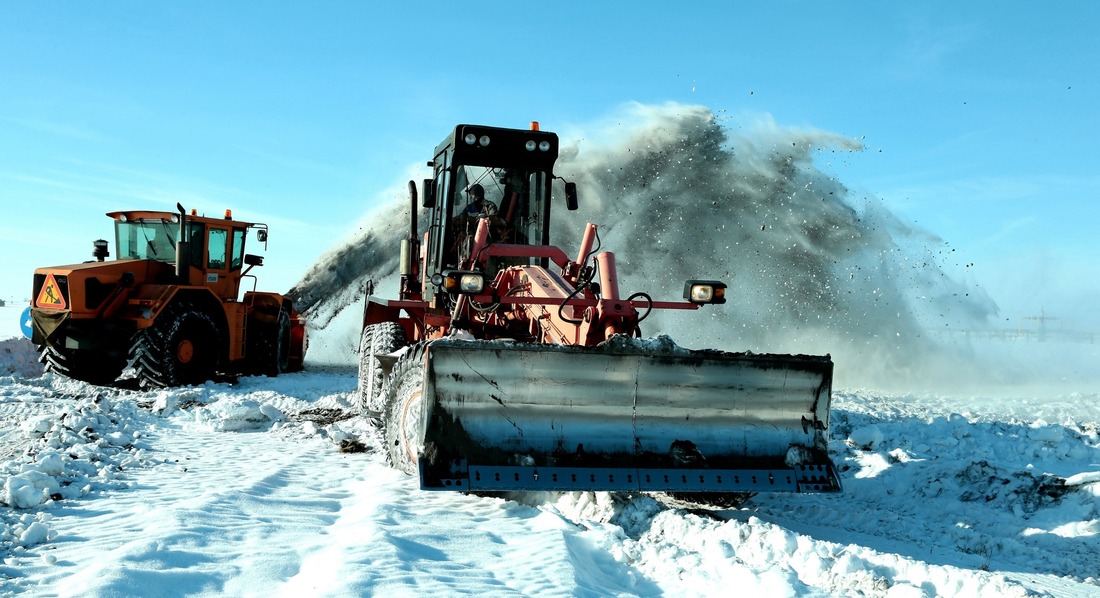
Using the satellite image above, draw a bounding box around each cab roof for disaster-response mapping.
[106,210,257,229]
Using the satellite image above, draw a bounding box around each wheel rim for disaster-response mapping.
[398,386,423,467]
[176,339,194,364]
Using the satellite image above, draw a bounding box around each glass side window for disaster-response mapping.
[522,171,549,246]
[231,229,245,271]
[431,169,453,270]
[208,228,228,270]
[188,223,205,267]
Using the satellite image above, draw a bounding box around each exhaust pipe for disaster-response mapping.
[175,203,190,284]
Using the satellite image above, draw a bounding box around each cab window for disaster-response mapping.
[188,223,205,267]
[231,229,245,271]
[115,219,177,262]
[208,228,228,270]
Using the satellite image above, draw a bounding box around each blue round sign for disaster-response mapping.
[20,307,34,339]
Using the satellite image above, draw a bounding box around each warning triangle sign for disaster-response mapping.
[36,273,67,309]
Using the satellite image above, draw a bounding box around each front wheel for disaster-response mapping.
[250,308,291,377]
[38,344,125,386]
[382,344,427,476]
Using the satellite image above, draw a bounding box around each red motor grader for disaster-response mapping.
[359,123,840,496]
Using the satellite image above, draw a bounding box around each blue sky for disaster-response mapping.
[2,2,1097,331]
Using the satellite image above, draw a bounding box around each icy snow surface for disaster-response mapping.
[2,303,1099,597]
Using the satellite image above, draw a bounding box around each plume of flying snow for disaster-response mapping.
[551,103,1001,392]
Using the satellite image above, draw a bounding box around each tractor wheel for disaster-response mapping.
[130,301,221,388]
[251,308,291,377]
[382,344,427,476]
[355,322,407,415]
[38,344,125,386]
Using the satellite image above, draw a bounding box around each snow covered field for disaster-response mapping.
[2,304,1098,597]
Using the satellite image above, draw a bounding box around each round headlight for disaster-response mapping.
[479,135,490,147]
[464,133,477,145]
[525,140,537,151]
[119,214,128,222]
[538,140,551,152]
[170,214,179,223]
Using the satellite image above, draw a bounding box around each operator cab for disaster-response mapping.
[106,209,267,301]
[107,209,247,274]
[419,124,576,304]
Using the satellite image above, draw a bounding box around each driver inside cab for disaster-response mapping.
[463,184,498,217]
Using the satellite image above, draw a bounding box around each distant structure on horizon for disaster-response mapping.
[941,308,1095,344]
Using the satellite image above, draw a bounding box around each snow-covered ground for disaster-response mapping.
[2,303,1099,597]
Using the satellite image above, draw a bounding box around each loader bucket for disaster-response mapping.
[411,336,841,494]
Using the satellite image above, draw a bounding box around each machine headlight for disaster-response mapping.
[464,133,477,145]
[442,270,486,294]
[683,280,727,305]
[538,140,551,152]
[479,135,491,147]
[525,140,537,151]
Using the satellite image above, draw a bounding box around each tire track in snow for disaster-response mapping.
[19,423,363,596]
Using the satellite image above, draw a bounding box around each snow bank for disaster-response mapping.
[2,393,155,508]
[0,336,41,379]
[0,385,160,558]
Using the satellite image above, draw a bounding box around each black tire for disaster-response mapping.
[251,309,291,377]
[130,301,222,388]
[355,322,407,415]
[37,344,125,386]
[383,344,427,476]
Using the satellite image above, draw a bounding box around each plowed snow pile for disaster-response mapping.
[3,106,1099,596]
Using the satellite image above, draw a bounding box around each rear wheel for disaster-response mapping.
[356,322,407,415]
[251,308,291,377]
[383,344,427,475]
[38,344,125,386]
[130,301,221,388]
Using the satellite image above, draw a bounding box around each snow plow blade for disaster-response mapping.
[414,337,841,494]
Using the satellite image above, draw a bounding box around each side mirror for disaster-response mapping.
[244,254,264,267]
[422,178,435,208]
[565,182,579,211]
[257,229,268,243]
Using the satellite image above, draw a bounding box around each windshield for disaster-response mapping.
[456,165,551,246]
[116,218,177,262]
